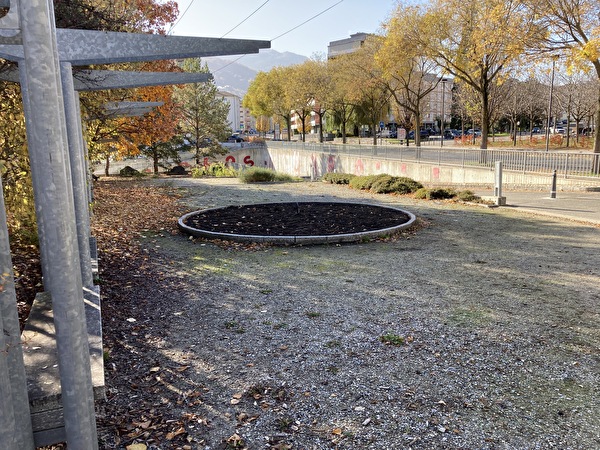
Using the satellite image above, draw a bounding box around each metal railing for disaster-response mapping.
[273,141,600,179]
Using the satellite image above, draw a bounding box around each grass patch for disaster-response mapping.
[379,333,405,346]
[447,307,492,327]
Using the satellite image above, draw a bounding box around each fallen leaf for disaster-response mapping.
[126,444,147,450]
[133,420,152,429]
[332,428,343,435]
[166,427,186,440]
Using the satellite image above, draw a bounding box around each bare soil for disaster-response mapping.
[181,202,411,236]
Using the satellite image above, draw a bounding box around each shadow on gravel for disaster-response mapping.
[94,178,600,450]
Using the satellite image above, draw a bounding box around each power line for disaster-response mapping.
[213,0,345,74]
[221,0,272,39]
[168,0,197,35]
[271,0,344,42]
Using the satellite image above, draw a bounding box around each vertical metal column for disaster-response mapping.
[61,62,94,288]
[494,161,503,198]
[0,181,35,450]
[17,0,98,447]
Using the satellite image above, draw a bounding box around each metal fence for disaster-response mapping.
[276,141,600,179]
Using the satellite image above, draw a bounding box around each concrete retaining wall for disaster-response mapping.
[224,143,599,191]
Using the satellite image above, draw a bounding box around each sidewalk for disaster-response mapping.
[476,189,600,225]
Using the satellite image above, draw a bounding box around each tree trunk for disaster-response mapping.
[153,149,159,174]
[104,155,110,176]
[414,111,422,147]
[318,112,324,143]
[480,87,490,150]
[372,121,377,146]
[594,92,600,154]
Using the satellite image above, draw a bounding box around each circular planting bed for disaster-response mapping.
[178,202,416,245]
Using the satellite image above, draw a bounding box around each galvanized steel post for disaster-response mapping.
[0,180,35,449]
[17,0,98,446]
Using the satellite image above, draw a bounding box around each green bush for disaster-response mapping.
[414,187,457,200]
[393,177,424,193]
[457,190,479,202]
[322,172,355,184]
[191,162,237,178]
[428,188,457,199]
[349,174,423,194]
[119,165,143,177]
[370,176,424,194]
[369,175,396,194]
[414,187,429,199]
[238,167,297,183]
[349,174,386,191]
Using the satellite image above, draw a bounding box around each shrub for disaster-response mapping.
[456,190,479,202]
[350,174,423,195]
[428,188,457,199]
[369,175,396,194]
[349,174,386,191]
[414,187,429,199]
[191,162,237,178]
[414,187,458,200]
[322,172,355,184]
[119,165,142,177]
[394,177,423,193]
[238,167,297,183]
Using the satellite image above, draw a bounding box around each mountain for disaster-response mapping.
[204,49,307,98]
[235,49,308,72]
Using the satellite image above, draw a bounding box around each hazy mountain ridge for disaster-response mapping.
[204,49,307,98]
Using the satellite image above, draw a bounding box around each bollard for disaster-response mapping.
[550,170,557,199]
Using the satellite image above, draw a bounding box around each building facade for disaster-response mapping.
[327,32,370,59]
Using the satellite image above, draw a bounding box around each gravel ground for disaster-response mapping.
[102,177,600,449]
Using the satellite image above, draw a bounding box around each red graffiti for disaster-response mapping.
[327,155,335,172]
[433,167,440,179]
[355,159,365,175]
[203,157,209,167]
[225,155,236,163]
[243,155,254,166]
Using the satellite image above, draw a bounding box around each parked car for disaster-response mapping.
[466,128,482,137]
[443,129,460,139]
[407,129,432,139]
[226,134,245,143]
[531,127,541,134]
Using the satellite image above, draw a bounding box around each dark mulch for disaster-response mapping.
[183,202,411,236]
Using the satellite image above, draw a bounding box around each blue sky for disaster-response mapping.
[170,0,398,57]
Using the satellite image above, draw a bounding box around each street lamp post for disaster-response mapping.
[545,56,558,152]
[440,78,447,148]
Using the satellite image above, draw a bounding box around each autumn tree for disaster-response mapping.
[287,63,315,142]
[174,58,230,165]
[524,0,600,153]
[303,58,332,143]
[416,0,540,149]
[1,0,181,237]
[378,2,443,147]
[54,0,179,33]
[244,67,295,141]
[344,36,390,145]
[107,60,185,173]
[325,56,357,143]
